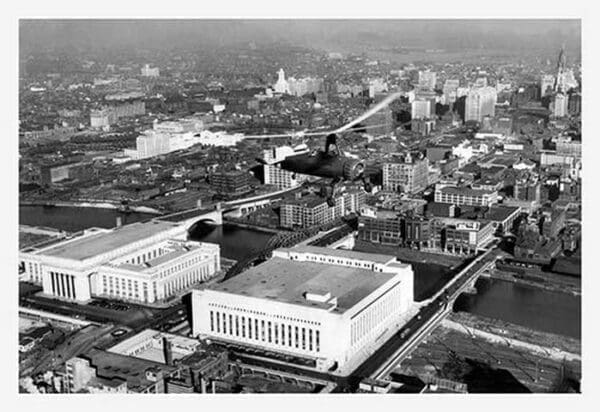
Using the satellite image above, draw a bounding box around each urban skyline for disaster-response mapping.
[17,17,582,397]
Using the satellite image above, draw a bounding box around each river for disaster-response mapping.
[454,277,581,340]
[19,205,581,339]
[19,205,272,261]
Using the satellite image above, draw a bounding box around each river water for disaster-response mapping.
[19,205,581,339]
[454,277,581,339]
[19,205,272,261]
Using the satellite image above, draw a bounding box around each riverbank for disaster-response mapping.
[448,312,581,358]
[19,200,163,215]
[486,267,581,296]
[397,321,581,393]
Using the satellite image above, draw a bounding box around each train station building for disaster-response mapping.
[19,220,220,304]
[191,246,415,375]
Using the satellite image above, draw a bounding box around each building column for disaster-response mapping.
[58,273,65,297]
[65,274,72,299]
[70,276,76,300]
[55,272,62,296]
[50,272,56,295]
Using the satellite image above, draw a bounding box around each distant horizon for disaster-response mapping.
[19,19,581,57]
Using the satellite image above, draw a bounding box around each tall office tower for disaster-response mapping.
[418,70,437,90]
[568,91,581,115]
[411,99,433,120]
[553,92,569,117]
[442,79,460,105]
[465,87,497,122]
[552,46,579,93]
[541,74,555,97]
[554,46,566,92]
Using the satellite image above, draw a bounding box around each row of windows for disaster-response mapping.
[163,265,210,297]
[157,254,207,279]
[208,303,321,326]
[124,248,162,266]
[209,311,320,353]
[351,284,402,346]
[293,254,375,269]
[26,262,42,283]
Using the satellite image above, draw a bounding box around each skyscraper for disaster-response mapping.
[553,93,569,117]
[465,87,497,122]
[418,70,436,90]
[541,74,555,97]
[442,79,460,105]
[411,99,433,120]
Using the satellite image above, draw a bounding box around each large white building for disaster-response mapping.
[418,70,436,90]
[192,246,414,374]
[434,185,498,207]
[19,221,220,304]
[465,86,497,122]
[274,68,289,94]
[411,99,433,120]
[141,64,160,77]
[133,118,244,160]
[280,190,365,229]
[263,164,308,189]
[442,79,460,105]
[553,93,569,118]
[136,131,171,159]
[261,145,310,189]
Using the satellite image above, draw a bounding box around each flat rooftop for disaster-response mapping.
[282,194,326,208]
[108,329,199,363]
[283,245,401,265]
[485,205,521,222]
[209,257,399,314]
[115,241,202,272]
[40,221,181,261]
[437,186,496,197]
[82,347,178,392]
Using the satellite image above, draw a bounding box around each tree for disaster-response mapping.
[440,350,472,381]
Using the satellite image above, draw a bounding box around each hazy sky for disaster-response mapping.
[20,19,581,55]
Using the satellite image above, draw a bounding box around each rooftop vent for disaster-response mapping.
[303,290,331,303]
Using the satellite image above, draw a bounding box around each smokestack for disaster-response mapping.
[116,216,122,227]
[163,336,173,365]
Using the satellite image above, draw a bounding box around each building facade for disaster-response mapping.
[263,164,308,189]
[383,153,429,194]
[191,246,414,374]
[434,185,498,207]
[280,191,364,229]
[465,87,497,122]
[19,221,220,303]
[136,131,171,159]
[209,170,253,196]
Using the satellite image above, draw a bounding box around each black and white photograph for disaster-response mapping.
[4,1,598,408]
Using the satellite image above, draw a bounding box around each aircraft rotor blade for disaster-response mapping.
[332,91,402,134]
